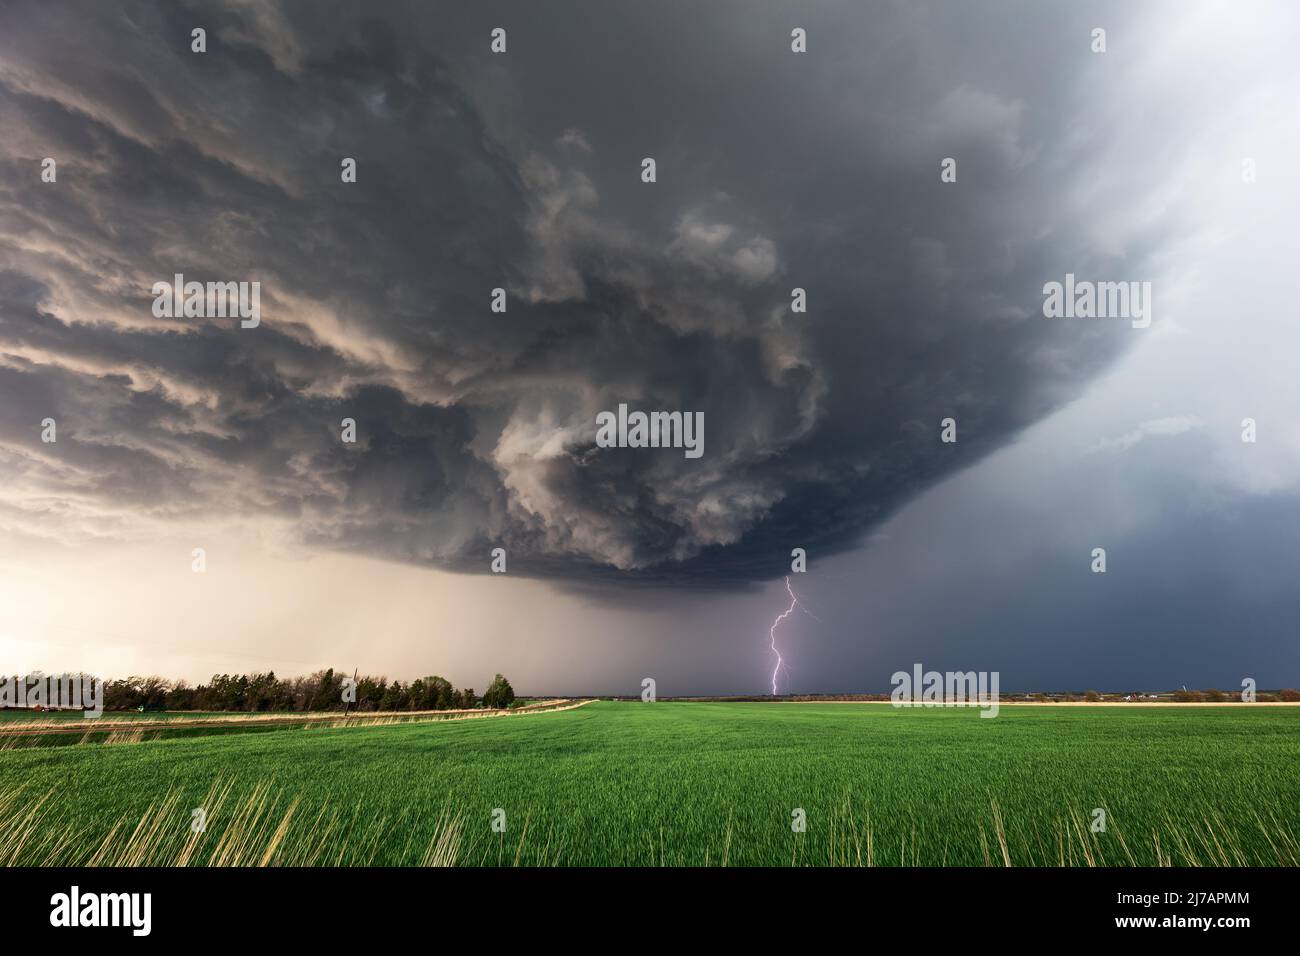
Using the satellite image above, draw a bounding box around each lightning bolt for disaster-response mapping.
[768,576,815,696]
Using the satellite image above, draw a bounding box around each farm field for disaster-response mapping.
[0,710,245,724]
[2,701,1298,867]
[0,699,578,748]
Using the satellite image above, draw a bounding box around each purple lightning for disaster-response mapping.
[768,576,816,696]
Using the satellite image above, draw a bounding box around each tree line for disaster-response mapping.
[99,669,516,713]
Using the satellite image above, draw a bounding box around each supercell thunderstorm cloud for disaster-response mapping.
[1,1,1158,584]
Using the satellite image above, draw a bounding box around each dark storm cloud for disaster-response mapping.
[0,0,1174,583]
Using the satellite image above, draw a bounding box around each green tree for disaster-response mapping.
[428,676,455,710]
[379,680,408,711]
[482,674,515,709]
[408,678,428,710]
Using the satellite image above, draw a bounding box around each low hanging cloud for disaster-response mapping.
[0,0,1194,586]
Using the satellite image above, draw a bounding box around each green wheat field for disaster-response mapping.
[3,701,1298,866]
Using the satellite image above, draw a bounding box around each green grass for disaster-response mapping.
[2,701,1297,866]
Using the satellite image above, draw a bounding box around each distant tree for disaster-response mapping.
[41,667,519,714]
[1204,688,1226,702]
[205,673,248,710]
[1279,688,1300,702]
[166,680,197,711]
[427,676,455,710]
[104,678,139,711]
[408,679,428,710]
[246,672,279,711]
[1084,690,1100,702]
[356,676,384,711]
[379,680,408,711]
[482,674,515,709]
[269,676,296,711]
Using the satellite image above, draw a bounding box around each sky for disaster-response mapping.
[1,0,1298,695]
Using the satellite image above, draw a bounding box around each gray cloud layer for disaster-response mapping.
[1,1,1182,585]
